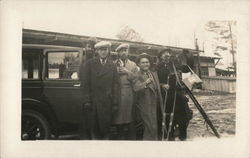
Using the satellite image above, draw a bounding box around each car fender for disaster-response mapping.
[22,98,59,136]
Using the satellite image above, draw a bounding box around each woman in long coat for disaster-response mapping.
[133,53,165,140]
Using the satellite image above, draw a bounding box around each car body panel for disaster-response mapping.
[22,45,85,130]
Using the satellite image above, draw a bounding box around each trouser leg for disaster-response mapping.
[178,123,188,141]
[157,103,163,140]
[165,116,175,141]
[92,124,110,140]
[124,122,136,140]
[79,105,91,140]
[113,124,123,140]
[167,125,175,141]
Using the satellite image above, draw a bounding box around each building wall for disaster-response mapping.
[208,67,216,76]
[194,56,217,77]
[202,76,236,93]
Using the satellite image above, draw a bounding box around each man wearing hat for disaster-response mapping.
[155,49,193,141]
[112,43,138,140]
[81,41,118,140]
[133,53,167,140]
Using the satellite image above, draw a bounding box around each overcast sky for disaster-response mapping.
[6,1,248,69]
[15,1,241,46]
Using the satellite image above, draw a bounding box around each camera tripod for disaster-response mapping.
[161,62,220,140]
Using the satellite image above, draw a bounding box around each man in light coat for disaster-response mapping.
[112,43,138,140]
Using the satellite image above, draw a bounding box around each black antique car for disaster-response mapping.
[22,44,85,140]
[22,43,144,140]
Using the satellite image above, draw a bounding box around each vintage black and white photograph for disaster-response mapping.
[0,1,249,158]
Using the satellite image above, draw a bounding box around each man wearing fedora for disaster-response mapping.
[112,43,138,140]
[81,41,118,140]
[133,53,168,140]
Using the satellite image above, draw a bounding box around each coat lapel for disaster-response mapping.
[93,58,103,76]
[151,71,164,113]
[151,71,161,91]
[97,59,113,77]
[139,71,156,94]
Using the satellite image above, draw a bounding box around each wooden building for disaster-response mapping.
[193,54,221,77]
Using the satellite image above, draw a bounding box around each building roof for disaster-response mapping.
[23,29,203,56]
[193,54,222,59]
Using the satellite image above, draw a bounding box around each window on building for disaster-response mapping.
[200,67,209,76]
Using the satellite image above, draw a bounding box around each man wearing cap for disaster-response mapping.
[112,43,138,140]
[81,41,118,140]
[133,53,167,140]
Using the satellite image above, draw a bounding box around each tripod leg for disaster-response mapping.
[184,86,220,138]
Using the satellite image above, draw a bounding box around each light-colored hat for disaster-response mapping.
[94,41,111,49]
[116,43,129,52]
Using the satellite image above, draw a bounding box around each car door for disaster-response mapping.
[42,48,84,124]
[22,48,43,100]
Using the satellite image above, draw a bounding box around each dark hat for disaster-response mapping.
[83,37,97,48]
[136,53,152,64]
[158,48,172,59]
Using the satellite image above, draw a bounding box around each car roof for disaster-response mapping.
[23,44,83,50]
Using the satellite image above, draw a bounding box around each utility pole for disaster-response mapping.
[194,33,202,78]
[228,21,236,76]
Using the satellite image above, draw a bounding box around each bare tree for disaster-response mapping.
[205,21,237,74]
[116,24,144,42]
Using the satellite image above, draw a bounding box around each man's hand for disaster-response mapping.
[162,84,169,91]
[84,102,92,111]
[145,78,153,85]
[118,67,129,74]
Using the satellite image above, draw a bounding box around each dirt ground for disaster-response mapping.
[58,89,236,140]
[186,89,236,140]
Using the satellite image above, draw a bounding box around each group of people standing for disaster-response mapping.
[80,38,193,141]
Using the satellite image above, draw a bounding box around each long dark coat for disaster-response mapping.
[155,61,192,125]
[80,58,118,136]
[133,70,164,140]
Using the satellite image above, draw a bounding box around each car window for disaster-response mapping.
[22,53,40,79]
[47,51,80,80]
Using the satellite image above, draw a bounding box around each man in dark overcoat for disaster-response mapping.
[81,41,118,140]
[155,49,193,141]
